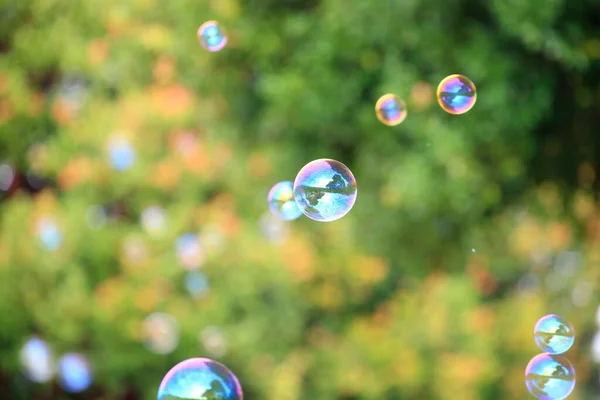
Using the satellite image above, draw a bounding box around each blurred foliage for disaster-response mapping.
[0,0,599,399]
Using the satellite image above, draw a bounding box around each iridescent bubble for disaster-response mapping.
[375,94,407,126]
[141,206,167,236]
[267,181,303,221]
[20,336,54,383]
[200,327,228,358]
[534,314,575,355]
[185,271,210,299]
[36,216,62,251]
[157,358,243,400]
[436,74,477,115]
[143,312,180,355]
[197,21,228,52]
[293,159,357,222]
[176,233,205,270]
[107,136,136,171]
[525,353,576,400]
[57,353,93,393]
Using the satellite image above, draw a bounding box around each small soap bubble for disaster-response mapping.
[436,74,477,115]
[293,159,357,222]
[176,233,205,270]
[185,271,210,299]
[157,358,243,400]
[268,181,303,221]
[143,312,180,355]
[107,136,136,171]
[57,353,93,393]
[200,326,228,358]
[534,314,575,355]
[36,216,62,251]
[20,336,55,383]
[595,305,600,327]
[0,163,15,191]
[141,206,167,236]
[525,353,576,400]
[375,94,407,126]
[471,248,476,253]
[198,21,228,52]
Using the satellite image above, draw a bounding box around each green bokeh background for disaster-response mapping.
[0,0,599,398]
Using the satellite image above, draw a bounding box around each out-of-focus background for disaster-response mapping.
[1,0,599,399]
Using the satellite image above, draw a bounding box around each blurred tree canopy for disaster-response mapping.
[0,0,599,399]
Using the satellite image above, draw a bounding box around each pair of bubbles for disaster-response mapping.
[526,314,576,400]
[268,159,358,223]
[20,337,92,393]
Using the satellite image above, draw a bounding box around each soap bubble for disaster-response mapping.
[35,216,62,251]
[185,271,210,299]
[176,233,205,270]
[591,331,600,363]
[141,206,167,236]
[200,326,228,358]
[293,159,357,222]
[107,136,136,171]
[436,74,477,114]
[157,358,243,400]
[143,312,180,355]
[375,94,407,126]
[534,314,575,354]
[198,21,228,52]
[20,336,54,383]
[267,181,303,221]
[57,353,92,393]
[525,353,576,400]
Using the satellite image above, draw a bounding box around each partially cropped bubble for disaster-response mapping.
[107,136,136,171]
[534,314,575,355]
[268,181,303,221]
[198,21,228,52]
[36,216,62,251]
[0,163,15,191]
[375,94,407,126]
[200,326,228,358]
[141,206,167,236]
[185,271,210,299]
[293,159,357,222]
[436,74,477,114]
[143,312,180,355]
[592,331,600,363]
[57,353,93,393]
[158,358,243,400]
[525,353,576,400]
[259,213,289,245]
[176,233,205,270]
[20,336,55,383]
